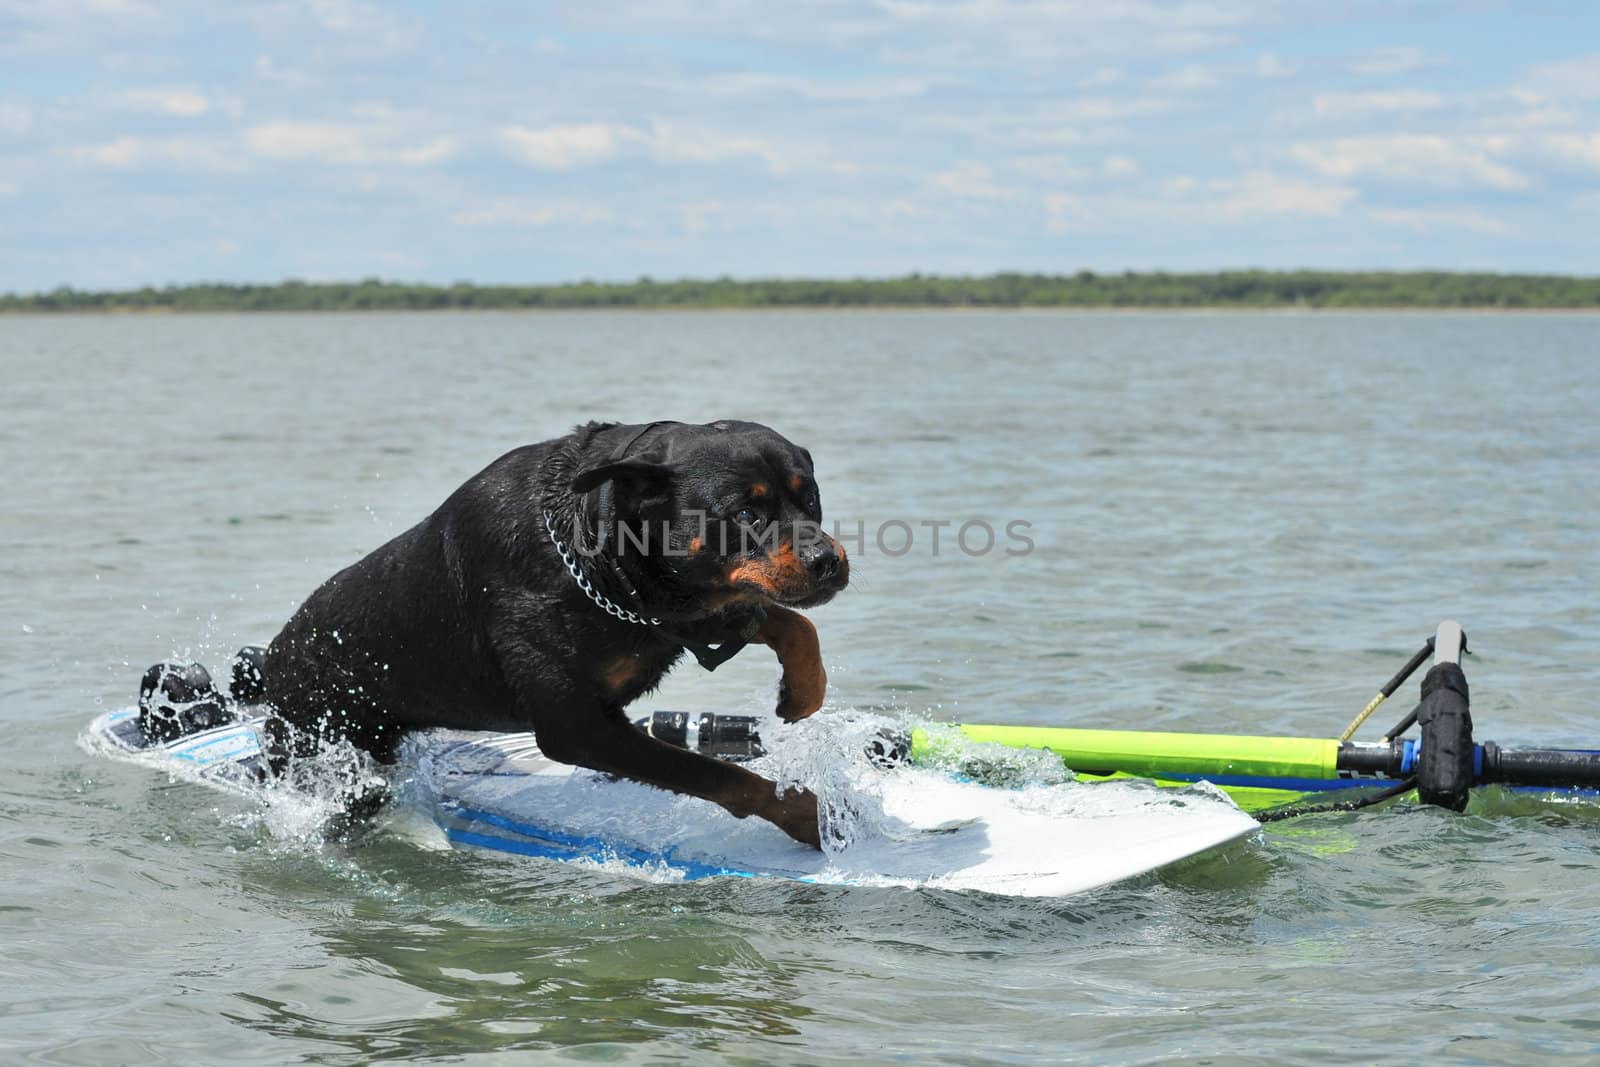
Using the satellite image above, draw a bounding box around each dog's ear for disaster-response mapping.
[570,459,672,496]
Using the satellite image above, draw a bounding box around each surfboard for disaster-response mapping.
[81,707,1260,898]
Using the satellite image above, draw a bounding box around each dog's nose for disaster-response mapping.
[803,541,843,582]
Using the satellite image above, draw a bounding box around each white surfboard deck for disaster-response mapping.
[83,707,1259,898]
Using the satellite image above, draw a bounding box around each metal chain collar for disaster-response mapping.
[542,510,662,627]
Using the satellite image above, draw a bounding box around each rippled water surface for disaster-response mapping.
[4,311,1599,1064]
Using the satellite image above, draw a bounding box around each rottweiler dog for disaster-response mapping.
[262,419,849,847]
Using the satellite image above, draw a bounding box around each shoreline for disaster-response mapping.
[6,272,1596,316]
[4,305,1599,316]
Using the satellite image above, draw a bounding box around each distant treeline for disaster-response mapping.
[5,271,1600,312]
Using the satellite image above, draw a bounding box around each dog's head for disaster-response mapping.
[570,420,849,617]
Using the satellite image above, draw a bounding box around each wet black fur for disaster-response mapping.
[262,419,847,839]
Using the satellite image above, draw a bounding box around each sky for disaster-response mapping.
[1,1,1598,291]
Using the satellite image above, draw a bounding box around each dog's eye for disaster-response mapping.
[734,507,760,528]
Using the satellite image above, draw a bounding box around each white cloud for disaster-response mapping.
[0,0,166,59]
[1494,92,1581,130]
[498,123,628,170]
[1010,154,1091,182]
[648,122,786,173]
[451,199,614,227]
[6,0,158,28]
[871,0,1266,60]
[1544,133,1600,171]
[245,121,457,166]
[1047,170,1356,233]
[1256,52,1295,79]
[370,249,423,271]
[1042,95,1182,122]
[119,87,211,117]
[1521,53,1600,101]
[678,199,721,234]
[1152,64,1220,92]
[996,124,1098,148]
[1043,191,1088,232]
[1102,155,1139,178]
[300,0,421,53]
[1291,134,1529,190]
[71,134,244,172]
[254,55,318,88]
[0,100,33,137]
[8,2,1599,285]
[385,138,458,166]
[1348,46,1438,77]
[75,137,140,168]
[498,121,787,174]
[1311,90,1443,120]
[564,0,1273,64]
[1210,170,1357,219]
[664,72,929,102]
[304,0,371,32]
[1369,207,1510,235]
[931,161,1009,199]
[76,0,156,14]
[1153,54,1303,93]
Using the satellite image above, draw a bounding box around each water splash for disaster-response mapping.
[907,723,1074,788]
[247,734,392,847]
[749,710,902,854]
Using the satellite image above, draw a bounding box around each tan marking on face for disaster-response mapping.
[750,483,769,498]
[726,541,807,597]
[789,473,804,493]
[689,536,703,554]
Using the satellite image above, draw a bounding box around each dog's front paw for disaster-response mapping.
[759,605,827,723]
[769,786,821,849]
[775,670,825,723]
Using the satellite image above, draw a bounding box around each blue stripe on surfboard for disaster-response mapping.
[441,802,768,880]
[168,727,261,764]
[171,744,257,764]
[443,827,756,880]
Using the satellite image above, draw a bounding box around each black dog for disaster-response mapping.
[263,420,849,847]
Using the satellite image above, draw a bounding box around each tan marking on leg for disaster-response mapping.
[754,604,826,722]
[601,655,640,694]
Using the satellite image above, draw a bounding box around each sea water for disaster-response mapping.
[5,310,1600,1063]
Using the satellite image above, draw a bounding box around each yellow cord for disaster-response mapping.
[1338,692,1386,742]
